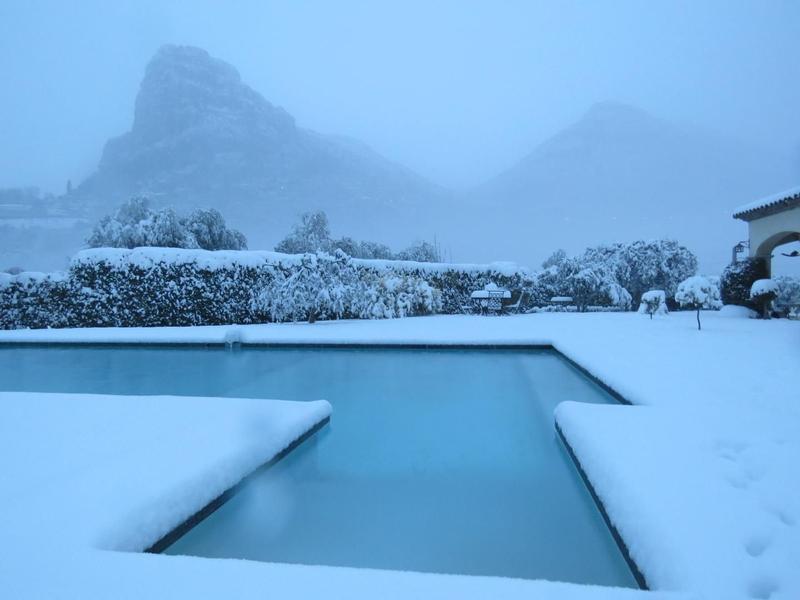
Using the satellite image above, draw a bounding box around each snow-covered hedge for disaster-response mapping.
[1,248,552,329]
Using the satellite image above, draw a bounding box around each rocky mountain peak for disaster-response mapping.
[130,44,295,145]
[572,101,671,140]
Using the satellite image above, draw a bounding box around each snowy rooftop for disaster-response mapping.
[2,312,798,599]
[733,185,800,220]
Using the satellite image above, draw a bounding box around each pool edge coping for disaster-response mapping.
[555,421,648,590]
[144,414,331,554]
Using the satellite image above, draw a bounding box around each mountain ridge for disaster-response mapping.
[12,46,797,272]
[459,100,797,269]
[68,44,449,252]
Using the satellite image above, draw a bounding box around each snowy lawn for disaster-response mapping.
[1,311,796,599]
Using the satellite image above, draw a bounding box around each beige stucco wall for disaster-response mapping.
[748,206,800,265]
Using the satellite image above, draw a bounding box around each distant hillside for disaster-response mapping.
[463,102,798,270]
[68,45,449,252]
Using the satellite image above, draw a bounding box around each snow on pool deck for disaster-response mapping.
[1,311,797,599]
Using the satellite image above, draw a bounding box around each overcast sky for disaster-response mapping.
[1,0,799,193]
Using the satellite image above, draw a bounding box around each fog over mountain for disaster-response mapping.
[2,44,797,272]
[463,101,798,269]
[67,45,449,253]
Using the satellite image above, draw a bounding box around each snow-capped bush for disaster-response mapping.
[675,275,722,330]
[749,278,778,319]
[638,290,668,318]
[750,278,778,297]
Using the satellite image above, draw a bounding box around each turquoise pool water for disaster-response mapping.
[0,346,635,586]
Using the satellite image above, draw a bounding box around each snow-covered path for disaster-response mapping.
[1,311,797,599]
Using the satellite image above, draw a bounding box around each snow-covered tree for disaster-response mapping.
[144,208,195,247]
[329,237,394,260]
[675,276,722,330]
[581,239,697,305]
[329,236,360,258]
[87,197,247,250]
[274,211,332,254]
[184,208,247,250]
[749,279,778,319]
[542,249,568,270]
[356,240,394,260]
[397,240,441,263]
[567,265,630,312]
[638,290,668,319]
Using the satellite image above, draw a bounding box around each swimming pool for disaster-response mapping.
[0,345,636,587]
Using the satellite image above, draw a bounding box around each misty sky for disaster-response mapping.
[1,0,799,194]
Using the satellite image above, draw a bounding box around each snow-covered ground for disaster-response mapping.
[1,311,796,599]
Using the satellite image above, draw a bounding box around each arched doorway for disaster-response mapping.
[754,231,800,276]
[734,187,800,277]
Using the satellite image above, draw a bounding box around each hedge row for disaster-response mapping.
[1,248,550,329]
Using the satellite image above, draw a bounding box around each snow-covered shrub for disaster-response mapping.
[638,290,668,318]
[256,251,359,323]
[720,258,768,309]
[385,275,442,317]
[675,275,722,330]
[773,276,800,317]
[749,279,778,319]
